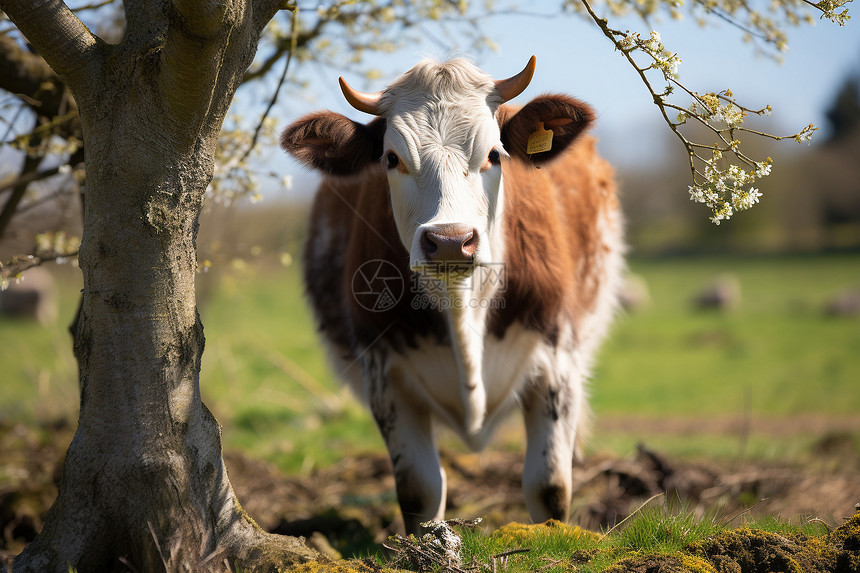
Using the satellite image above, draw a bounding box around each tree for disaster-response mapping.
[825,73,860,141]
[0,1,318,570]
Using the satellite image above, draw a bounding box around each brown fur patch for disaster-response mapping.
[488,134,619,343]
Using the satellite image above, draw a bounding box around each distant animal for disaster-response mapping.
[0,266,58,325]
[618,273,651,313]
[281,57,624,534]
[694,274,741,312]
[824,288,860,317]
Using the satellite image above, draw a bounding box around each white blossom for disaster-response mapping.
[645,30,662,54]
[618,31,638,50]
[755,160,773,178]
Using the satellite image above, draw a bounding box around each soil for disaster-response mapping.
[2,420,859,564]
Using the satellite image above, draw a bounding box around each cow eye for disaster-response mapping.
[488,149,501,165]
[386,151,400,170]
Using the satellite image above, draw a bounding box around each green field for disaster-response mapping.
[1,253,858,472]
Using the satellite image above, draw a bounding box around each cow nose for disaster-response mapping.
[420,224,479,264]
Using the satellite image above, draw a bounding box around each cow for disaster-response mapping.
[281,56,624,534]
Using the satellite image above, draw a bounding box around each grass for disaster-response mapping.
[362,504,847,573]
[1,252,859,472]
[2,252,859,571]
[594,254,860,417]
[0,264,81,423]
[196,262,385,470]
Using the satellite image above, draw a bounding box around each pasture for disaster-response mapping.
[200,252,860,471]
[2,249,859,564]
[3,252,857,466]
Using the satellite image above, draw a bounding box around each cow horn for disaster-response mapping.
[339,76,383,115]
[494,55,537,103]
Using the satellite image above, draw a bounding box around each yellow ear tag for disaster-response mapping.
[527,122,553,155]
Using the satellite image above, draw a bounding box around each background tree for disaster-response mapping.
[825,71,860,142]
[0,0,854,571]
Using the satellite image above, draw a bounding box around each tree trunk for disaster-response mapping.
[1,1,317,570]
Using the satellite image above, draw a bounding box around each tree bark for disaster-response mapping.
[0,0,316,570]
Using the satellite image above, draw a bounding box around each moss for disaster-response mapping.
[677,553,721,573]
[232,492,266,534]
[689,528,805,573]
[285,558,375,572]
[826,509,860,572]
[687,516,860,573]
[488,519,601,547]
[828,509,860,551]
[604,553,717,573]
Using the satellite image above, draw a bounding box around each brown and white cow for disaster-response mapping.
[281,57,624,533]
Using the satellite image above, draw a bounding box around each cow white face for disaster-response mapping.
[281,56,596,282]
[377,62,507,275]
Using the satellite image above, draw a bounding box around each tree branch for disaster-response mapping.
[0,0,101,94]
[0,154,42,241]
[250,0,292,37]
[158,0,289,142]
[0,166,63,197]
[157,1,238,139]
[238,6,298,163]
[242,20,324,83]
[171,0,232,39]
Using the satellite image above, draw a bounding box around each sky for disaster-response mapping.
[257,5,860,200]
[3,3,858,200]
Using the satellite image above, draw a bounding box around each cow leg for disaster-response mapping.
[366,360,446,535]
[520,370,585,523]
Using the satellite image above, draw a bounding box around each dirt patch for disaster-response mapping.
[2,421,859,562]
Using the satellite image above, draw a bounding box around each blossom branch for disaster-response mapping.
[0,232,80,290]
[802,0,851,25]
[579,0,823,224]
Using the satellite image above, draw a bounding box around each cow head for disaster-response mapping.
[281,57,594,280]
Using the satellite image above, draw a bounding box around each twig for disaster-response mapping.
[0,166,61,195]
[6,110,78,147]
[238,2,299,164]
[70,0,117,11]
[147,521,170,572]
[491,548,531,573]
[600,492,665,540]
[0,101,27,143]
[492,548,531,559]
[807,517,833,532]
[721,497,768,526]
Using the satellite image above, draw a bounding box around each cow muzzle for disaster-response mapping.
[416,223,479,271]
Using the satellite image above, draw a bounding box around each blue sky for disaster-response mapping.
[259,6,860,199]
[4,5,857,200]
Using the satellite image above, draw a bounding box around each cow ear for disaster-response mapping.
[280,112,386,175]
[498,95,595,165]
